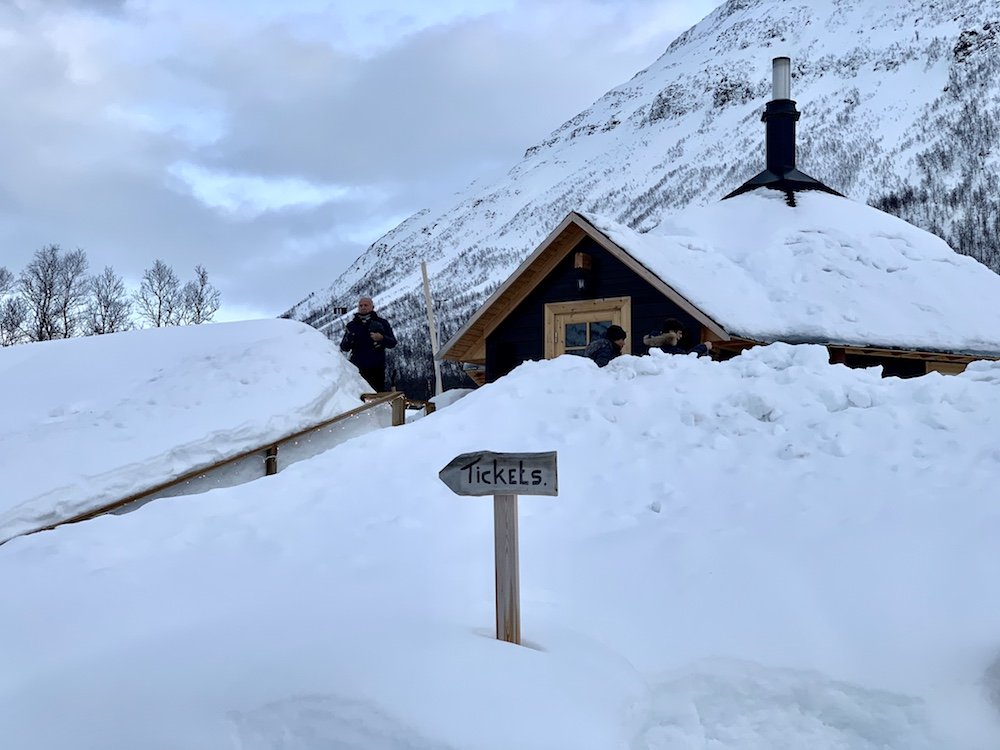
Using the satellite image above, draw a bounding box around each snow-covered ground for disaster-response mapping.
[0,319,369,543]
[2,343,1000,748]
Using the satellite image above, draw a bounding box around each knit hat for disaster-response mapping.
[605,325,626,342]
[663,318,683,333]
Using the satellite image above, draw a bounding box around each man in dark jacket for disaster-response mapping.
[643,318,712,357]
[584,324,627,367]
[339,296,397,391]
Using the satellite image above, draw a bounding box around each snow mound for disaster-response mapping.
[0,319,369,542]
[2,345,1000,749]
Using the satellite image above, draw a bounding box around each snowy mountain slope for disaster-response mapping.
[2,346,1000,748]
[283,0,1000,395]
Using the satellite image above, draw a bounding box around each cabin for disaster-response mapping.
[440,57,1000,384]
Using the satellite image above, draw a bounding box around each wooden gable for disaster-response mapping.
[438,212,729,365]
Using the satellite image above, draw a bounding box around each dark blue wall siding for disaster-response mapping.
[485,237,703,381]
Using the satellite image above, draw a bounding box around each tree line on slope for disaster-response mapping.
[871,48,1000,274]
[0,246,221,346]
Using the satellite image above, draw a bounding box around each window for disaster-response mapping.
[563,320,612,356]
[544,297,631,358]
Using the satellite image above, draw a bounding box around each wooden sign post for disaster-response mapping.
[439,450,558,645]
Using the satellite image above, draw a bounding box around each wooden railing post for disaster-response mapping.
[391,394,406,426]
[264,445,278,475]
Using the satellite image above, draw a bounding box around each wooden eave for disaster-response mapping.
[438,212,730,363]
[716,335,999,363]
[833,344,999,363]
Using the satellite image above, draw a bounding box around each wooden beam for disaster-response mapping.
[439,217,587,362]
[837,345,992,364]
[421,261,444,397]
[927,362,968,375]
[568,213,730,341]
[494,493,520,645]
[391,396,406,426]
[481,240,575,342]
[464,369,487,386]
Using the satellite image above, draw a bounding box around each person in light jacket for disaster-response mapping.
[643,318,712,357]
[339,296,397,391]
[584,325,627,367]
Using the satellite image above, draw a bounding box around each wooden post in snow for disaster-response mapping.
[421,261,444,397]
[439,450,558,645]
[391,394,406,426]
[493,493,520,643]
[264,445,278,475]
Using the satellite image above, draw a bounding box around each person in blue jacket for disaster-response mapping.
[643,317,712,357]
[584,325,627,367]
[339,296,397,391]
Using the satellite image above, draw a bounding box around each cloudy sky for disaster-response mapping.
[0,0,718,320]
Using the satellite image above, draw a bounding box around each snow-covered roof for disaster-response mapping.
[441,190,1000,363]
[586,189,1000,356]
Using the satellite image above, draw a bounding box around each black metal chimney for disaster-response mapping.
[724,57,841,202]
[764,57,798,175]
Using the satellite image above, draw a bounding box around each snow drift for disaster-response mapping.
[2,345,1000,748]
[0,319,369,542]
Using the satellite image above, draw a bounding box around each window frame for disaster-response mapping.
[544,296,632,358]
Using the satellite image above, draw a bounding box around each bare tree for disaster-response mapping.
[55,248,89,338]
[19,245,93,340]
[179,264,221,324]
[19,245,62,341]
[134,259,181,327]
[87,266,132,335]
[0,266,13,296]
[0,297,27,346]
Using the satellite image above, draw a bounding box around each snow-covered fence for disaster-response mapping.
[22,392,409,539]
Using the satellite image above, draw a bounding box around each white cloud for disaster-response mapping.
[0,0,719,318]
[167,162,377,217]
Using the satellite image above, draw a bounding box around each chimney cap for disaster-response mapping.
[772,56,791,100]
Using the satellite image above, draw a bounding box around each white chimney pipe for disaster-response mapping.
[772,56,791,100]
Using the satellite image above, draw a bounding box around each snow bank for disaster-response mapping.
[0,319,369,542]
[2,346,1000,748]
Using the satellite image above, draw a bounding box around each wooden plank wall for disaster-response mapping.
[485,237,705,381]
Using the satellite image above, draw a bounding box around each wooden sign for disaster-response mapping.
[438,450,558,497]
[440,450,558,646]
